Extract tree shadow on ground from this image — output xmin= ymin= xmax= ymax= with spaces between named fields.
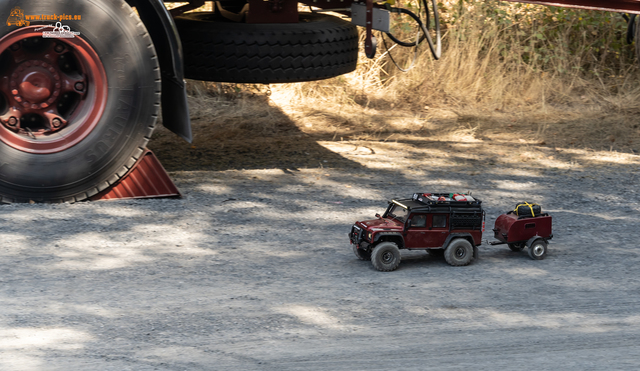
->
xmin=150 ymin=94 xmax=363 ymax=172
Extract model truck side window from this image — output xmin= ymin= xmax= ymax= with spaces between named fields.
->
xmin=432 ymin=215 xmax=447 ymax=228
xmin=411 ymin=214 xmax=427 ymax=228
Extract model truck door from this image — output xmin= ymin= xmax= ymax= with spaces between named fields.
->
xmin=405 ymin=213 xmax=450 ymax=248
xmin=405 ymin=214 xmax=429 ymax=248
xmin=426 ymin=214 xmax=450 ymax=248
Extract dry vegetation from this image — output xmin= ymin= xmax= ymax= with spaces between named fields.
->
xmin=152 ymin=1 xmax=640 ymax=172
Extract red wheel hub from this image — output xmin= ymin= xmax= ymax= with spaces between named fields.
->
xmin=15 ymin=62 xmax=58 ymax=104
xmin=0 ymin=27 xmax=107 ymax=154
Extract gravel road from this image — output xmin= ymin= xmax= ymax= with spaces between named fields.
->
xmin=2 ymin=136 xmax=640 ymax=370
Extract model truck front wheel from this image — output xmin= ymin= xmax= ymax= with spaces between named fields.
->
xmin=0 ymin=0 xmax=160 ymax=202
xmin=371 ymin=242 xmax=401 ymax=272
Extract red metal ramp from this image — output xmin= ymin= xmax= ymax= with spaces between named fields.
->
xmin=91 ymin=149 xmax=180 ymax=201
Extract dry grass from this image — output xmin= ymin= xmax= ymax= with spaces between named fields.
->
xmin=264 ymin=1 xmax=640 ymax=153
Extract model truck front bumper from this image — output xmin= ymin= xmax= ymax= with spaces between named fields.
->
xmin=350 ymin=225 xmax=363 ymax=245
xmin=350 ymin=225 xmax=373 ymax=250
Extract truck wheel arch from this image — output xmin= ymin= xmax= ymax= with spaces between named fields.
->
xmin=373 ymin=233 xmax=405 ymax=249
xmin=126 ymin=0 xmax=192 ymax=142
xmin=441 ymin=233 xmax=476 ymax=250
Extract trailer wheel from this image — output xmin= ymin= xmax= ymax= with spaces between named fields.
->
xmin=508 ymin=243 xmax=525 ymax=252
xmin=528 ymin=240 xmax=547 ymax=260
xmin=174 ymin=12 xmax=359 ymax=83
xmin=371 ymin=242 xmax=401 ymax=272
xmin=0 ymin=0 xmax=160 ymax=202
xmin=352 ymin=244 xmax=371 ymax=261
xmin=444 ymin=238 xmax=474 ymax=266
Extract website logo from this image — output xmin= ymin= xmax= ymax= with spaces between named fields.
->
xmin=6 ymin=6 xmax=82 ymax=28
xmin=6 ymin=6 xmax=30 ymax=27
xmin=42 ymin=22 xmax=80 ymax=38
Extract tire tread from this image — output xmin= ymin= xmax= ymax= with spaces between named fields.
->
xmin=175 ymin=12 xmax=358 ymax=83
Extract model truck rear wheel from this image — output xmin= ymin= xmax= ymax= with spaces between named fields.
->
xmin=371 ymin=242 xmax=401 ymax=272
xmin=444 ymin=238 xmax=474 ymax=266
xmin=0 ymin=0 xmax=160 ymax=202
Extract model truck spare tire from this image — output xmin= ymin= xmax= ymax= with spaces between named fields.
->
xmin=174 ymin=12 xmax=359 ymax=83
xmin=0 ymin=0 xmax=160 ymax=202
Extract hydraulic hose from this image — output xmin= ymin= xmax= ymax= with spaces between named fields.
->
xmin=627 ymin=14 xmax=637 ymax=45
xmin=385 ymin=0 xmax=441 ymax=60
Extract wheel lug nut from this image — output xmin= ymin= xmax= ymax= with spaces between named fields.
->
xmin=8 ymin=117 xmax=18 ymax=127
xmin=41 ymin=103 xmax=49 ymax=108
xmin=15 ymin=96 xmax=22 ymax=103
xmin=54 ymin=44 xmax=64 ymax=53
xmin=52 ymin=118 xmax=62 ymax=128
xmin=75 ymin=82 xmax=85 ymax=91
xmin=11 ymin=89 xmax=18 ymax=96
xmin=10 ymin=43 xmax=20 ymax=51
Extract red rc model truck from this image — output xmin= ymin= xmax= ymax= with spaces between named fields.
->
xmin=350 ymin=193 xmax=553 ymax=271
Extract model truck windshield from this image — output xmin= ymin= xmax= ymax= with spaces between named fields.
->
xmin=387 ymin=204 xmax=409 ymax=222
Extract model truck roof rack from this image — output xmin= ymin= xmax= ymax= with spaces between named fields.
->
xmin=391 ymin=192 xmax=482 ymax=208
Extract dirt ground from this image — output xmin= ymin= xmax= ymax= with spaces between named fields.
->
xmin=2 ymin=96 xmax=640 ymax=370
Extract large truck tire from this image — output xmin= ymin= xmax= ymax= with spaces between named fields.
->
xmin=174 ymin=12 xmax=359 ymax=83
xmin=0 ymin=0 xmax=160 ymax=202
